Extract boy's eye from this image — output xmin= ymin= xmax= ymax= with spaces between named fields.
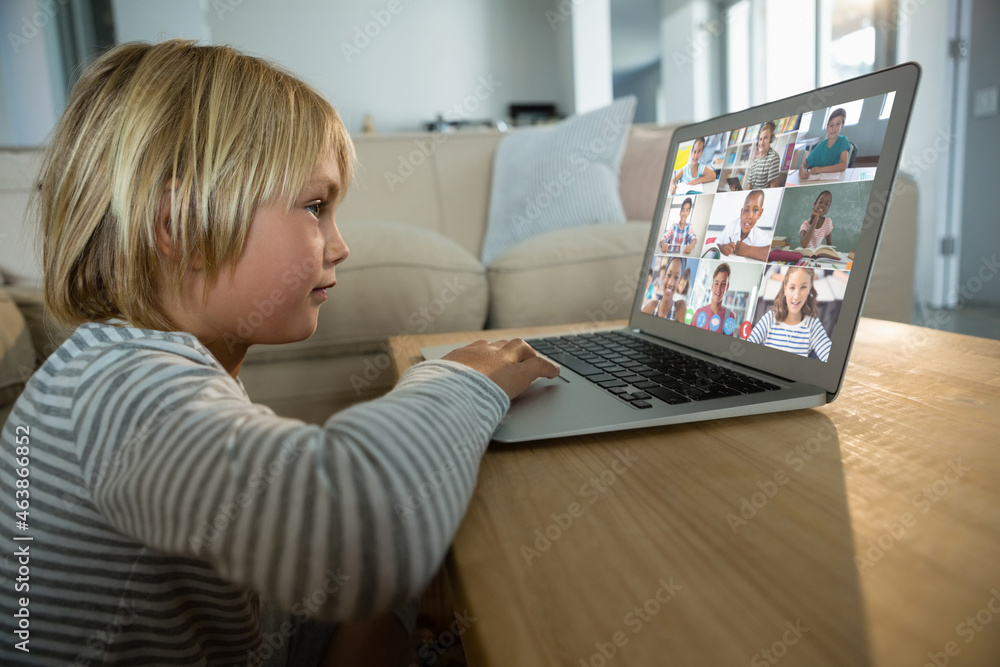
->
xmin=305 ymin=202 xmax=323 ymax=217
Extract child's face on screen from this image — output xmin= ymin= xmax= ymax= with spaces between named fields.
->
xmin=689 ymin=140 xmax=704 ymax=165
xmin=711 ymin=271 xmax=729 ymax=306
xmin=757 ymin=128 xmax=772 ymax=153
xmin=783 ymin=269 xmax=812 ymax=317
xmin=679 ymin=203 xmax=691 ymax=225
xmin=812 ymin=192 xmax=832 ymax=218
xmin=740 ymin=192 xmax=764 ymax=236
xmin=197 ymin=151 xmax=349 ymax=346
xmin=662 ymin=260 xmax=682 ymax=301
xmin=826 ymin=115 xmax=844 ymax=141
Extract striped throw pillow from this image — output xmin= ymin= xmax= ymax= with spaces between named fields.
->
xmin=480 ymin=96 xmax=637 ymax=266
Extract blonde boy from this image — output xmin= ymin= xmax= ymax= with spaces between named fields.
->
xmin=0 ymin=40 xmax=555 ymax=666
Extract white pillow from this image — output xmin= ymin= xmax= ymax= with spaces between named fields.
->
xmin=480 ymin=96 xmax=637 ymax=266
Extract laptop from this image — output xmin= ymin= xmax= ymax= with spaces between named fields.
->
xmin=422 ymin=63 xmax=920 ymax=443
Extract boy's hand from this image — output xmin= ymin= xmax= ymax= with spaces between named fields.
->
xmin=442 ymin=339 xmax=560 ymax=401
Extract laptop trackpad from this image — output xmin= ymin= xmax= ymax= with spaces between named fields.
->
xmin=513 ymin=374 xmax=569 ymax=401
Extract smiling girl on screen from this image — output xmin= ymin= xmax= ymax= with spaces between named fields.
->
xmin=670 ymin=136 xmax=717 ymax=195
xmin=748 ymin=267 xmax=832 ymax=361
xmin=799 ymin=189 xmax=835 ymax=249
xmin=641 ymin=256 xmax=686 ymax=323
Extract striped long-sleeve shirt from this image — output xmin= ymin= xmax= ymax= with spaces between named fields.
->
xmin=747 ymin=311 xmax=832 ymax=361
xmin=0 ymin=321 xmax=508 ymax=665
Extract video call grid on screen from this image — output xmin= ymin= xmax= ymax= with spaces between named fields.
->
xmin=639 ymin=90 xmax=895 ymax=364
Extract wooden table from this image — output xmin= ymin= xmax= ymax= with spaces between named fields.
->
xmin=390 ymin=319 xmax=1000 ymax=667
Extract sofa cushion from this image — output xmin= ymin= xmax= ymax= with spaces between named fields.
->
xmin=619 ymin=125 xmax=676 ymax=224
xmin=245 ymin=221 xmax=488 ymax=364
xmin=487 ymin=221 xmax=653 ymax=329
xmin=479 ymin=96 xmax=638 ymax=266
xmin=0 ymin=286 xmax=37 ymax=410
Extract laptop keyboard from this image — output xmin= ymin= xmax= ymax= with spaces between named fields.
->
xmin=526 ymin=331 xmax=780 ymax=409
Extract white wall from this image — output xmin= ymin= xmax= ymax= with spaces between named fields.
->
xmin=568 ymin=0 xmax=613 ymax=113
xmin=0 ymin=0 xmax=63 ymax=146
xmin=111 ymin=0 xmax=209 ymax=43
xmin=957 ymin=0 xmax=1000 ymax=306
xmin=659 ymin=0 xmax=715 ymax=124
xmin=0 ymin=55 xmax=12 ymax=145
xmin=110 ymin=0 xmax=580 ymax=133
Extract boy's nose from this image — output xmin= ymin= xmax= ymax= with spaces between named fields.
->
xmin=326 ymin=223 xmax=349 ymax=267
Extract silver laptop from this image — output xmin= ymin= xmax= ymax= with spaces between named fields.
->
xmin=423 ymin=63 xmax=920 ymax=443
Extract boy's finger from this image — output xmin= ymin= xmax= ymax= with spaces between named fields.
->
xmin=524 ymin=356 xmax=560 ymax=379
xmin=499 ymin=338 xmax=531 ymax=358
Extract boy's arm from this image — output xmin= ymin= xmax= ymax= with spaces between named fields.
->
xmin=84 ymin=348 xmax=508 ymax=625
xmin=684 ymin=230 xmax=698 ymax=254
xmin=734 ymin=241 xmax=770 ymax=261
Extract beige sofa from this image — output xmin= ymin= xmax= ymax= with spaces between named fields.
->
xmin=0 ymin=126 xmax=917 ymax=425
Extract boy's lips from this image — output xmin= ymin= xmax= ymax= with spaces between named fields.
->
xmin=311 ymin=280 xmax=336 ymax=299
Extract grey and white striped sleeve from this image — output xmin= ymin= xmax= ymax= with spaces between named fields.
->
xmin=80 ymin=347 xmax=508 ymax=623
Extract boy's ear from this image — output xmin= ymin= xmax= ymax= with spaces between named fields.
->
xmin=155 ymin=182 xmax=203 ymax=269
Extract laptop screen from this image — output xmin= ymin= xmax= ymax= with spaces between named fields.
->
xmin=640 ymin=90 xmax=897 ymax=365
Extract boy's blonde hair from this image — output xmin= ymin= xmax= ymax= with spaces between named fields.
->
xmin=34 ymin=39 xmax=354 ymax=330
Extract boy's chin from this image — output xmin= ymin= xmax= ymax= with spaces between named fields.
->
xmin=254 ymin=319 xmax=320 ymax=346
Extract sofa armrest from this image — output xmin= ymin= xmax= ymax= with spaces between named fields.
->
xmin=1 ymin=287 xmax=39 ymax=411
xmin=3 ymin=286 xmax=72 ymax=360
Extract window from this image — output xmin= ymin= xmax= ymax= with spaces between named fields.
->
xmin=819 ymin=0 xmax=877 ymax=86
xmin=823 ymin=99 xmax=864 ymax=126
xmin=722 ymin=0 xmax=895 ymax=112
xmin=726 ymin=0 xmax=751 ymax=113
xmin=764 ymin=0 xmax=816 ymax=104
xmin=879 ymin=91 xmax=895 ymax=120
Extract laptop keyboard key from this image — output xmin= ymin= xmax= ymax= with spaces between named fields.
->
xmin=646 ymin=386 xmax=690 ymax=405
xmin=545 ymin=352 xmax=605 ymax=377
xmin=699 ymin=386 xmax=742 ymax=400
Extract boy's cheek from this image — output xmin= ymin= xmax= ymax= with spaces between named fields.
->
xmin=281 ymin=269 xmax=300 ymax=287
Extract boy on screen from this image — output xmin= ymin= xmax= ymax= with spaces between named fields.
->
xmin=718 ymin=190 xmax=771 ymax=262
xmin=693 ymin=263 xmax=736 ymax=333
